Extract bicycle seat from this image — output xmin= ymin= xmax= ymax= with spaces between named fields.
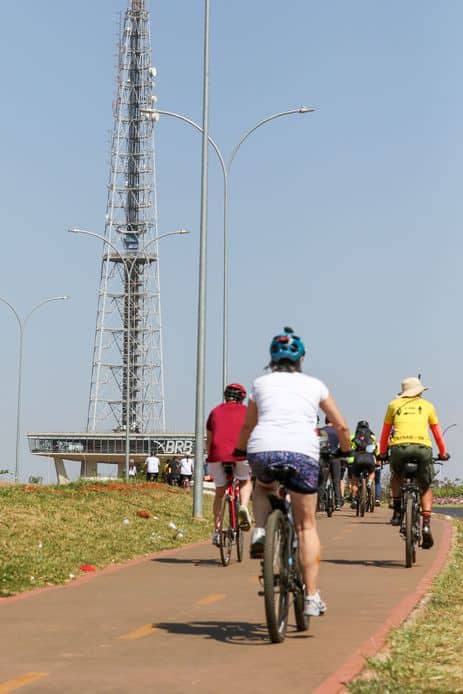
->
xmin=267 ymin=463 xmax=294 ymax=484
xmin=403 ymin=460 xmax=419 ymax=475
xmin=222 ymin=463 xmax=235 ymax=477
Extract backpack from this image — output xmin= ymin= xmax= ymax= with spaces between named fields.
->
xmin=353 ymin=423 xmax=375 ymax=452
xmin=318 ymin=429 xmax=331 ymax=458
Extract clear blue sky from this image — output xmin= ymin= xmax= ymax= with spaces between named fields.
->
xmin=0 ymin=0 xmax=461 ymax=482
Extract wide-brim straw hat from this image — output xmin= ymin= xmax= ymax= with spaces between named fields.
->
xmin=398 ymin=376 xmax=428 ymax=398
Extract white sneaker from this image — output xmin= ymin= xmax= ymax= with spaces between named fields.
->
xmin=211 ymin=531 xmax=221 ymax=547
xmin=304 ymin=591 xmax=327 ymax=617
xmin=238 ymin=505 xmax=251 ymax=531
xmin=250 ymin=527 xmax=265 ymax=558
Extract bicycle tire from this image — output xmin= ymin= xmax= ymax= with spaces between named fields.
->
xmin=367 ymin=483 xmax=375 ymax=513
xmin=405 ymin=494 xmax=413 ymax=568
xmin=412 ymin=495 xmax=419 ymax=564
xmin=359 ymin=478 xmax=366 ymax=517
xmin=326 ymin=482 xmax=334 ymax=518
xmin=235 ymin=496 xmax=244 ymax=563
xmin=263 ymin=509 xmax=289 ymax=643
xmin=219 ymin=494 xmax=233 ymax=567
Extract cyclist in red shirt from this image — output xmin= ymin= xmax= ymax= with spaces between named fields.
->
xmin=206 ymin=384 xmax=252 ymax=546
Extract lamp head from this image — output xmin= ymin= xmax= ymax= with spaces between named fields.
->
xmin=298 ymin=107 xmax=316 ymax=113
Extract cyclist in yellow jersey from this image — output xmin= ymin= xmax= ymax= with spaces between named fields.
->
xmin=379 ymin=376 xmax=450 ymax=549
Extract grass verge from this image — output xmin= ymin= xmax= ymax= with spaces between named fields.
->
xmin=348 ymin=518 xmax=463 ymax=693
xmin=0 ymin=481 xmax=213 ymax=597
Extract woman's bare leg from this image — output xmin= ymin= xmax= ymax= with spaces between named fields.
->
xmin=291 ymin=492 xmax=320 ymax=595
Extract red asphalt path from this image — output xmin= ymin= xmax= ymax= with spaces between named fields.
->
xmin=0 ymin=508 xmax=453 ymax=693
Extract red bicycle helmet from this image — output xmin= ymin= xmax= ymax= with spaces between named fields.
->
xmin=224 ymin=383 xmax=247 ymax=401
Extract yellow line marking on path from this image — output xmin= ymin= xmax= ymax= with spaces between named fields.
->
xmin=118 ymin=624 xmax=158 ymax=640
xmin=195 ymin=593 xmax=226 ymax=606
xmin=0 ymin=672 xmax=47 ymax=693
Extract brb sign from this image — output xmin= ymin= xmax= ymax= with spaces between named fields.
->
xmin=150 ymin=437 xmax=199 ymax=456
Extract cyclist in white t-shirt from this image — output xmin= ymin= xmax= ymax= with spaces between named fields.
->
xmin=235 ymin=327 xmax=351 ymax=617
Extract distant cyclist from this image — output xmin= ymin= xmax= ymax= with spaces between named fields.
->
xmin=348 ymin=421 xmax=377 ymax=509
xmin=379 ymin=376 xmax=450 ymax=548
xmin=206 ymin=384 xmax=252 ymax=546
xmin=234 ymin=327 xmax=350 ymax=617
xmin=318 ymin=417 xmax=343 ymax=510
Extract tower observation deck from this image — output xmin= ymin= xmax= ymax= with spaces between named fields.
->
xmin=28 ymin=0 xmax=196 ymax=482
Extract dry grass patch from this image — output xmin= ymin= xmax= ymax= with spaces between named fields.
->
xmin=0 ymin=481 xmax=213 ymax=597
xmin=348 ymin=519 xmax=463 ymax=693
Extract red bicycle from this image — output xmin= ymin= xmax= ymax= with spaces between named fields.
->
xmin=217 ymin=463 xmax=244 ymax=567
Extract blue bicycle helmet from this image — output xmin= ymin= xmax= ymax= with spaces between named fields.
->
xmin=269 ymin=327 xmax=306 ymax=363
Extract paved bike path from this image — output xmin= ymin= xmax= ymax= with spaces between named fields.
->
xmin=0 ymin=509 xmax=452 ymax=693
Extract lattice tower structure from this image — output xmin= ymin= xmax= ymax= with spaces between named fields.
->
xmin=88 ymin=0 xmax=165 ymax=434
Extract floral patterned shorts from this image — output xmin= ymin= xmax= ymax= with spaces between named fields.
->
xmin=247 ymin=450 xmax=319 ymax=495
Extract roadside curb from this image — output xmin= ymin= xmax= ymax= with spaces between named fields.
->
xmin=313 ymin=517 xmax=454 ymax=694
xmin=0 ymin=538 xmax=209 ymax=605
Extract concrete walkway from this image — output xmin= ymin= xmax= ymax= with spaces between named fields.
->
xmin=0 ymin=508 xmax=452 ymax=693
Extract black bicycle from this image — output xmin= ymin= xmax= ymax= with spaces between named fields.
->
xmin=350 ymin=451 xmax=376 ymax=517
xmin=317 ymin=458 xmax=335 ymax=517
xmin=356 ymin=467 xmax=375 ymax=516
xmin=396 ymin=456 xmax=443 ymax=568
xmin=259 ymin=465 xmax=309 ymax=643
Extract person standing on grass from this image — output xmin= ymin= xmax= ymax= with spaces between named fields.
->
xmin=179 ymin=454 xmax=194 ymax=487
xmin=145 ymin=453 xmax=160 ymax=482
xmin=128 ymin=460 xmax=137 ymax=480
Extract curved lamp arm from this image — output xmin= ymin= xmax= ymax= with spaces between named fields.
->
xmin=228 ymin=107 xmax=315 ymax=168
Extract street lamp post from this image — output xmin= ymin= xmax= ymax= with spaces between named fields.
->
xmin=0 ymin=295 xmax=69 ymax=483
xmin=142 ymin=106 xmax=315 ymax=391
xmin=68 ymin=227 xmax=189 ymax=481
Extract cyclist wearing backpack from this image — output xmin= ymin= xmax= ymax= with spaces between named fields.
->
xmin=348 ymin=420 xmax=377 ymax=509
xmin=378 ymin=376 xmax=450 ymax=548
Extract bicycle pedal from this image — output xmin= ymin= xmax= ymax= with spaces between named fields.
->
xmin=257 ymin=590 xmax=264 ymax=596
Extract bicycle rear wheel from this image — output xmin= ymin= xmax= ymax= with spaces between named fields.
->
xmin=234 ymin=497 xmax=244 ymax=562
xmin=219 ymin=495 xmax=233 ymax=567
xmin=405 ymin=494 xmax=414 ymax=568
xmin=359 ymin=478 xmax=366 ymax=517
xmin=367 ymin=482 xmax=375 ymax=513
xmin=326 ymin=482 xmax=334 ymax=518
xmin=263 ymin=509 xmax=289 ymax=643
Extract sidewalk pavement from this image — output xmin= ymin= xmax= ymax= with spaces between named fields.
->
xmin=0 ymin=508 xmax=452 ymax=694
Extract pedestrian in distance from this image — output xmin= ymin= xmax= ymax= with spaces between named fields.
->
xmin=378 ymin=376 xmax=450 ymax=549
xmin=145 ymin=453 xmax=160 ymax=482
xmin=179 ymin=454 xmax=194 ymax=488
xmin=235 ymin=327 xmax=351 ymax=617
xmin=166 ymin=457 xmax=181 ymax=486
xmin=206 ymin=383 xmax=252 ymax=546
xmin=128 ymin=459 xmax=137 ymax=481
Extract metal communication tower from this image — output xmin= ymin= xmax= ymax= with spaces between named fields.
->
xmin=87 ymin=0 xmax=165 ymax=434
